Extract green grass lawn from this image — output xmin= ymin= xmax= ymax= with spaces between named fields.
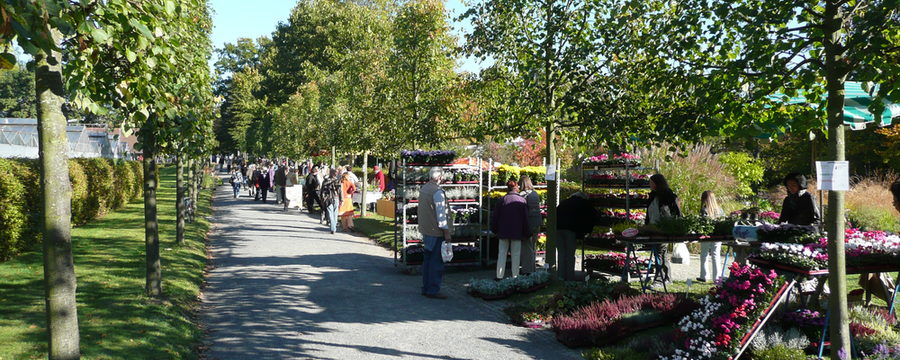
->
xmin=0 ymin=167 xmax=213 ymax=360
xmin=354 ymin=214 xmax=398 ymax=250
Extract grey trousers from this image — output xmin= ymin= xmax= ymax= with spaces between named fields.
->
xmin=520 ymin=227 xmax=540 ymax=274
xmin=557 ymin=230 xmax=577 ymax=281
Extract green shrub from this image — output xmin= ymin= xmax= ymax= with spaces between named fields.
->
xmin=75 ymin=158 xmax=115 ymax=221
xmin=751 ymin=345 xmax=808 ymax=360
xmin=69 ymin=160 xmax=90 ymax=225
xmin=112 ymin=161 xmax=135 ymax=209
xmin=0 ymin=159 xmax=37 ymax=260
xmin=128 ymin=160 xmax=143 ymax=200
xmin=583 ymin=347 xmax=648 ymax=360
xmin=719 ymin=152 xmax=765 ymax=197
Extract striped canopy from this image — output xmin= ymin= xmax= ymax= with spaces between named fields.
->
xmin=774 ymin=81 xmax=900 ymax=130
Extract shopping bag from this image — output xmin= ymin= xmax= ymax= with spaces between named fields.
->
xmin=672 ymin=243 xmax=690 ymax=265
xmin=441 ymin=242 xmax=454 ymax=263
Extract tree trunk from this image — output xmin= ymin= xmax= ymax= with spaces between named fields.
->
xmin=142 ymin=126 xmax=162 ymax=298
xmin=823 ymin=1 xmax=851 ymax=357
xmin=545 ymin=122 xmax=558 ymax=270
xmin=192 ymin=161 xmax=200 ymax=206
xmin=35 ymin=31 xmax=81 ymax=360
xmin=362 ymin=152 xmax=369 ymax=217
xmin=176 ymin=154 xmax=185 ymax=244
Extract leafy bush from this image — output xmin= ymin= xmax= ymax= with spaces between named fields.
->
xmin=68 ymin=160 xmax=90 ymax=225
xmin=76 ymin=158 xmax=116 ymax=220
xmin=128 ymin=160 xmax=144 ymax=199
xmin=112 ymin=161 xmax=136 ymax=209
xmin=719 ymin=152 xmax=765 ymax=197
xmin=583 ymin=347 xmax=648 ymax=360
xmin=0 ymin=159 xmax=38 ymax=260
xmin=751 ymin=345 xmax=808 ymax=360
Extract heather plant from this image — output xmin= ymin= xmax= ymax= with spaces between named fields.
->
xmin=639 ymin=144 xmax=740 ymax=215
xmin=750 ymin=345 xmax=809 ymax=360
xmin=749 ymin=326 xmax=809 ymax=352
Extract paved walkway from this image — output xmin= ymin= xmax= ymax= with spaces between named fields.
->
xmin=201 ymin=184 xmax=582 ymax=360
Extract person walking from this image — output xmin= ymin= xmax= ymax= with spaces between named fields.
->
xmin=492 ymin=181 xmax=531 ymax=280
xmin=229 ymin=170 xmax=243 ymax=198
xmin=305 ymin=166 xmax=322 ymax=212
xmin=697 ymin=190 xmax=725 ymax=283
xmin=252 ymin=165 xmax=262 ymax=201
xmin=345 ymin=165 xmax=360 ymax=187
xmin=419 ymin=167 xmax=452 ymax=299
xmin=519 ymin=175 xmax=542 ymax=275
xmin=321 ymin=169 xmax=342 ymax=234
xmin=556 ymin=192 xmax=599 ymax=281
xmin=274 ymin=163 xmax=288 ymax=208
xmin=778 ymin=173 xmax=820 ymax=225
xmin=247 ymin=163 xmax=257 ymax=198
xmin=646 ymin=173 xmax=681 ymax=284
xmin=339 ymin=172 xmax=357 ymax=231
xmin=257 ymin=166 xmax=271 ymax=203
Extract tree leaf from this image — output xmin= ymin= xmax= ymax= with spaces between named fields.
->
xmin=90 ymin=28 xmax=110 ymax=44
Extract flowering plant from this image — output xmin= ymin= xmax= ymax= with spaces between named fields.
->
xmin=583 ymin=153 xmax=641 ymax=166
xmin=753 ymin=228 xmax=900 ymax=270
xmin=662 ymin=263 xmax=783 ymax=360
xmin=401 ymin=150 xmax=456 ymax=165
xmin=757 ymin=211 xmax=780 ymax=221
xmin=757 ymin=223 xmax=820 ymax=244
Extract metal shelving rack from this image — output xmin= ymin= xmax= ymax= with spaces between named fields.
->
xmin=580 ymin=161 xmax=656 ymax=278
xmin=393 ymin=157 xmax=484 ymax=268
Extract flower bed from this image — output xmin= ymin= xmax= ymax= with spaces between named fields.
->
xmin=468 ymin=271 xmax=551 ymax=300
xmin=661 ymin=263 xmax=784 ymax=360
xmin=751 ymin=228 xmax=900 ymax=271
xmin=553 ymin=293 xmax=699 ymax=347
xmin=757 ymin=223 xmax=820 ymax=244
xmin=583 ymin=252 xmax=650 ymax=274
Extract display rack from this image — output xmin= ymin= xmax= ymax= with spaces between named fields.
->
xmin=580 ymin=161 xmax=655 ymax=279
xmin=394 ymin=157 xmax=484 ymax=268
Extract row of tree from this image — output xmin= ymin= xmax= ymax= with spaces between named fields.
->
xmin=214 ymin=0 xmax=897 ymax=357
xmin=2 ymin=1 xmax=216 ymax=358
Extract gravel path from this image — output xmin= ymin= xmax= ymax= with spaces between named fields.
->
xmin=201 ymin=184 xmax=582 ymax=360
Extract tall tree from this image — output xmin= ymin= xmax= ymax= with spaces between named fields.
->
xmin=648 ymin=0 xmax=900 ymax=356
xmin=0 ymin=63 xmax=36 ymax=118
xmin=1 ymin=2 xmax=81 ymax=358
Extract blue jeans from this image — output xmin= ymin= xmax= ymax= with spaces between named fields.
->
xmin=327 ymin=202 xmax=338 ymax=233
xmin=232 ymin=183 xmax=241 ymax=197
xmin=422 ymin=235 xmax=444 ymax=295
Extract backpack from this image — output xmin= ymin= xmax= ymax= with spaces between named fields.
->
xmin=321 ymin=179 xmax=340 ymax=207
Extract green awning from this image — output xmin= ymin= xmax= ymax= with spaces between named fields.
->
xmin=773 ymin=81 xmax=900 ymax=130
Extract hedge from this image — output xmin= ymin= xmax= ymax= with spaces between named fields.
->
xmin=0 ymin=158 xmax=144 ymax=260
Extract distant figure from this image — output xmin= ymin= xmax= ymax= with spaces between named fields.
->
xmin=492 ymin=181 xmax=530 ymax=280
xmin=256 ymin=166 xmax=271 ymax=203
xmin=519 ymin=175 xmax=542 ymax=275
xmin=697 ymin=190 xmax=724 ymax=283
xmin=373 ymin=165 xmax=386 ymax=192
xmin=229 ymin=170 xmax=243 ymax=198
xmin=778 ymin=173 xmax=820 ymax=225
xmin=556 ymin=192 xmax=599 ymax=281
xmin=339 ymin=172 xmax=357 ymax=231
xmin=274 ymin=163 xmax=288 ymax=208
xmin=305 ymin=166 xmax=322 ymax=213
xmin=321 ymin=169 xmax=342 ymax=234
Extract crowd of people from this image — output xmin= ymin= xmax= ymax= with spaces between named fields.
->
xmin=226 ymin=159 xmax=387 ymax=235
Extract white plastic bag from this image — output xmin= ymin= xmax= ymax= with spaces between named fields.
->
xmin=671 ymin=243 xmax=691 ymax=265
xmin=441 ymin=242 xmax=454 ymax=263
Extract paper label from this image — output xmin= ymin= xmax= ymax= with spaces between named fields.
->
xmin=816 ymin=161 xmax=849 ymax=191
xmin=545 ymin=165 xmax=556 ymax=181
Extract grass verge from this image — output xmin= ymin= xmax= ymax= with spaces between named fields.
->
xmin=354 ymin=214 xmax=398 ymax=251
xmin=0 ymin=166 xmax=213 ymax=360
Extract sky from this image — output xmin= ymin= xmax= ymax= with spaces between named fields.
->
xmin=209 ymin=0 xmax=489 ymax=74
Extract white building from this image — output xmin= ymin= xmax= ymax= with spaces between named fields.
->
xmin=0 ymin=118 xmax=135 ymax=159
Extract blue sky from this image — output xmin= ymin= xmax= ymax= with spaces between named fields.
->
xmin=209 ymin=0 xmax=488 ymax=74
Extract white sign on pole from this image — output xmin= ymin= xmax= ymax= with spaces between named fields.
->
xmin=815 ymin=161 xmax=850 ymax=191
xmin=545 ymin=164 xmax=556 ymax=181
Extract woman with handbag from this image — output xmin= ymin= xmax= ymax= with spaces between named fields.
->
xmin=646 ymin=174 xmax=681 ymax=284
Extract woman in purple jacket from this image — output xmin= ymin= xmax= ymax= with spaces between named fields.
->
xmin=492 ymin=180 xmax=532 ymax=280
